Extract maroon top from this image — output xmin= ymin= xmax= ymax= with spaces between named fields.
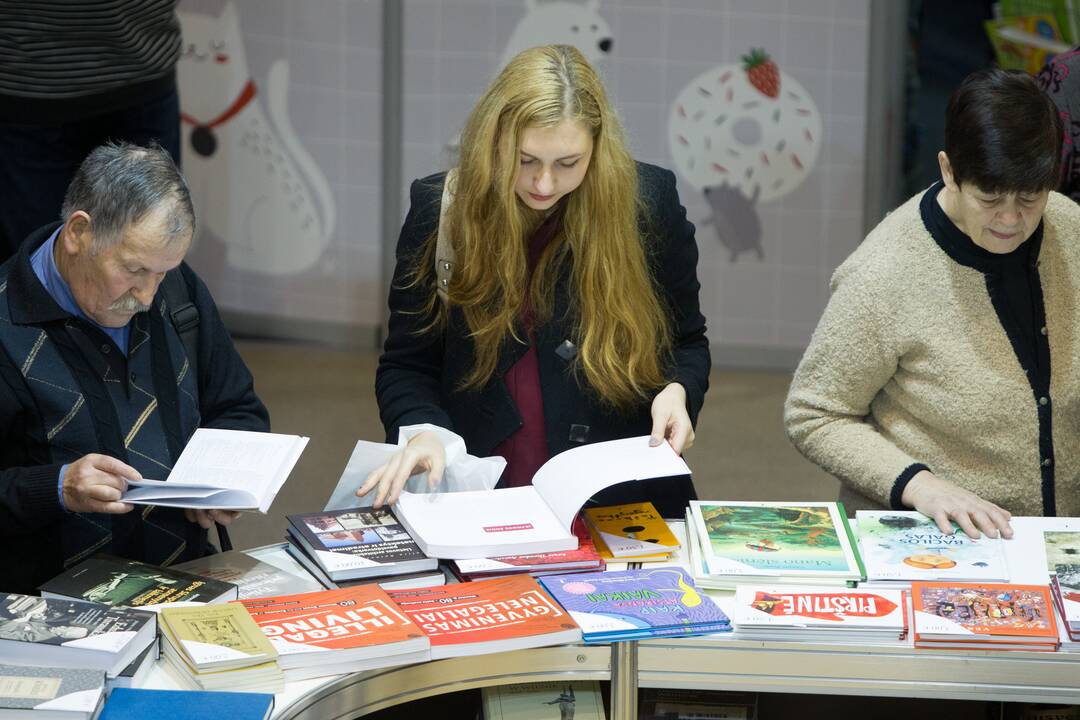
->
xmin=492 ymin=206 xmax=564 ymax=487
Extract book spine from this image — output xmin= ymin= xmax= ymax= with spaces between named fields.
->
xmin=835 ymin=503 xmax=866 ymax=581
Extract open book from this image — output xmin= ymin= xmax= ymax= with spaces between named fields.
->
xmin=392 ymin=436 xmax=691 ymax=559
xmin=121 ymin=429 xmax=308 ymax=513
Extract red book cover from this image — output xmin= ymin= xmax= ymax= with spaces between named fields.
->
xmin=911 ymin=582 xmax=1058 ymax=645
xmin=387 ymin=575 xmax=580 ymax=658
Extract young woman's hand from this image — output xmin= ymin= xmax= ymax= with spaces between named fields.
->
xmin=649 ymin=382 xmax=695 ymax=455
xmin=356 ymin=430 xmax=446 ymax=507
xmin=901 ymin=469 xmax=1013 ymax=539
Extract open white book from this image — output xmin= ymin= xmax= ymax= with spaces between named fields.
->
xmin=392 ymin=436 xmax=691 ymax=559
xmin=121 ymin=428 xmax=308 ymax=512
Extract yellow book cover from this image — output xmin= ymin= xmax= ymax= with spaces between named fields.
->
xmin=583 ymin=502 xmax=680 ymax=560
xmin=159 ymin=603 xmax=278 ymax=672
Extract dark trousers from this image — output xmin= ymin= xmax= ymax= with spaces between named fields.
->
xmin=0 ymin=89 xmax=181 ymax=261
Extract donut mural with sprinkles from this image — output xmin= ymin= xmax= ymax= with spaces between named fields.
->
xmin=668 ymin=48 xmax=823 ymax=261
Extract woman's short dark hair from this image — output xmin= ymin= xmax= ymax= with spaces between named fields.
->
xmin=944 ymin=68 xmax=1063 ymax=194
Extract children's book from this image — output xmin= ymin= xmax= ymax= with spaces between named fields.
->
xmin=239 ymin=586 xmax=430 ymax=680
xmin=583 ymin=502 xmax=680 ymax=561
xmin=172 ymin=550 xmax=323 ymax=599
xmin=540 ymin=567 xmax=731 ymax=643
xmin=482 ymin=681 xmax=605 ymax=720
xmin=393 ymin=436 xmax=690 ymax=558
xmin=386 ymin=575 xmax=580 ymax=659
xmin=39 ymin=554 xmax=238 ymax=607
xmin=728 ymin=585 xmax=908 ymax=643
xmin=0 ymin=664 xmax=105 ymax=720
xmin=285 ymin=507 xmax=436 ymax=581
xmin=687 ymin=501 xmax=863 ymax=585
xmin=911 ymin=582 xmax=1058 ymax=649
xmin=98 ymin=688 xmax=274 ymax=720
xmin=1045 ymin=530 xmax=1080 ymax=634
xmin=855 ymin=511 xmax=1009 ymax=582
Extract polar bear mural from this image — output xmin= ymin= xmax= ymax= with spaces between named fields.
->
xmin=177 ymin=2 xmax=335 ymax=276
xmin=499 ymin=0 xmax=613 ymax=68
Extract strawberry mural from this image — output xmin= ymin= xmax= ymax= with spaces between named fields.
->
xmin=742 ymin=48 xmax=780 ymax=99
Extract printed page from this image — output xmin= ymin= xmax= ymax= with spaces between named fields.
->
xmin=532 ymin=437 xmax=691 ymax=531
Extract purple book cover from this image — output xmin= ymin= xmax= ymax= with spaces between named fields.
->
xmin=540 ymin=568 xmax=730 ymax=638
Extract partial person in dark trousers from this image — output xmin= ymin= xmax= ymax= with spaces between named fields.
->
xmin=0 ymin=0 xmax=182 ymax=262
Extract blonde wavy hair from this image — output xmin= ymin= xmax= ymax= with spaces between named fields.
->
xmin=410 ymin=44 xmax=672 ymax=410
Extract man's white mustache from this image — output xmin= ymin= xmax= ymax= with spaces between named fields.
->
xmin=108 ymin=294 xmax=151 ymax=313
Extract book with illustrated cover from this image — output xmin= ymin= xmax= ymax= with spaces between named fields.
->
xmin=728 ymin=586 xmax=908 ymax=643
xmin=387 ymin=575 xmax=580 ymax=659
xmin=172 ymin=550 xmax=323 ymax=599
xmin=0 ymin=664 xmax=105 ymax=720
xmin=1045 ymin=530 xmax=1080 ymax=634
xmin=911 ymin=582 xmax=1058 ymax=649
xmin=286 ymin=507 xmax=437 ymax=582
xmin=240 ymin=586 xmax=430 ymax=680
xmin=0 ymin=593 xmax=157 ymax=678
xmin=158 ymin=603 xmax=277 ymax=672
xmin=98 ymin=688 xmax=274 ymax=720
xmin=39 ymin=554 xmax=238 ymax=607
xmin=583 ymin=502 xmax=680 ymax=561
xmin=856 ymin=511 xmax=1009 ymax=582
xmin=540 ymin=567 xmax=731 ymax=643
xmin=482 ymin=681 xmax=605 ymax=720
xmin=687 ymin=501 xmax=863 ymax=585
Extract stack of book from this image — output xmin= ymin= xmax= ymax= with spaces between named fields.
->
xmin=450 ymin=519 xmax=604 ymax=581
xmin=173 ymin=550 xmax=323 ymax=599
xmin=108 ymin=642 xmax=159 ymax=691
xmin=727 ymin=585 xmax=909 ymax=644
xmin=387 ymin=575 xmax=581 ymax=658
xmin=685 ymin=501 xmax=864 ymax=589
xmin=240 ymin=586 xmax=430 ymax=680
xmin=39 ymin=554 xmax=238 ymax=607
xmin=540 ymin=567 xmax=731 ymax=643
xmin=910 ymin=581 xmax=1059 ymax=651
xmin=855 ymin=511 xmax=1009 ymax=584
xmin=98 ymin=688 xmax=274 ymax=720
xmin=0 ymin=663 xmax=105 ymax=720
xmin=285 ymin=508 xmax=443 ymax=589
xmin=583 ymin=502 xmax=681 ymax=562
xmin=158 ymin=604 xmax=283 ymax=692
xmin=0 ymin=593 xmax=157 ymax=678
xmin=1045 ymin=529 xmax=1080 ymax=648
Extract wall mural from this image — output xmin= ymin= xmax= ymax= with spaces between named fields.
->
xmin=177 ymin=1 xmax=336 ymax=276
xmin=499 ymin=0 xmax=613 ymax=67
xmin=668 ymin=49 xmax=822 ymax=262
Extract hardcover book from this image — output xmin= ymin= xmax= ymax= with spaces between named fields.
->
xmin=687 ymin=501 xmax=863 ymax=584
xmin=387 ymin=575 xmax=581 ymax=659
xmin=583 ymin=502 xmax=680 ymax=561
xmin=172 ymin=550 xmax=323 ymax=599
xmin=286 ymin=507 xmax=437 ymax=581
xmin=540 ymin=567 xmax=731 ymax=643
xmin=39 ymin=554 xmax=238 ymax=607
xmin=856 ymin=511 xmax=1008 ymax=582
xmin=0 ymin=664 xmax=105 ymax=720
xmin=98 ymin=688 xmax=274 ymax=720
xmin=240 ymin=586 xmax=430 ymax=680
xmin=911 ymin=582 xmax=1059 ymax=648
xmin=0 ymin=593 xmax=156 ymax=678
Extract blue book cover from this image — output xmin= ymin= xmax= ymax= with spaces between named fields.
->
xmin=540 ymin=568 xmax=730 ymax=643
xmin=99 ymin=688 xmax=273 ymax=720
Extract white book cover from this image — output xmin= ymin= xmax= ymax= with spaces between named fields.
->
xmin=731 ymin=585 xmax=906 ymax=630
xmin=123 ymin=428 xmax=308 ymax=512
xmin=1003 ymin=516 xmax=1080 ymax=585
xmin=913 ymin=609 xmax=977 ymax=637
xmin=34 ymin=688 xmax=102 ymax=713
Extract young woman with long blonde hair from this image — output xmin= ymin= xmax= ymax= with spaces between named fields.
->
xmin=359 ymin=45 xmax=709 ymax=517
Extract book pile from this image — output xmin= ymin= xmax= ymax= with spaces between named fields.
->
xmin=240 ymin=586 xmax=430 ymax=680
xmin=158 ymin=603 xmax=283 ymax=692
xmin=450 ymin=518 xmax=604 ymax=582
xmin=285 ymin=508 xmax=443 ymax=590
xmin=0 ymin=663 xmax=105 ymax=720
xmin=1045 ymin=529 xmax=1080 ymax=649
xmin=108 ymin=642 xmax=159 ymax=691
xmin=911 ymin=582 xmax=1059 ymax=651
xmin=583 ymin=502 xmax=681 ymax=562
xmin=0 ymin=593 xmax=157 ymax=678
xmin=685 ymin=501 xmax=864 ymax=589
xmin=855 ymin=511 xmax=1009 ymax=584
xmin=39 ymin=554 xmax=238 ymax=607
xmin=98 ymin=688 xmax=274 ymax=720
xmin=540 ymin=567 xmax=731 ymax=643
xmin=173 ymin=550 xmax=323 ymax=599
xmin=387 ymin=575 xmax=581 ymax=658
xmin=727 ymin=585 xmax=909 ymax=645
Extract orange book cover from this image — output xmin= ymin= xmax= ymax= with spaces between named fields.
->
xmin=239 ymin=585 xmax=426 ymax=653
xmin=911 ymin=582 xmax=1058 ymax=643
xmin=387 ymin=575 xmax=579 ymax=655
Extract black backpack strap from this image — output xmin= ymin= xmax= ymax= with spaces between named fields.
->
xmin=158 ymin=269 xmax=232 ymax=553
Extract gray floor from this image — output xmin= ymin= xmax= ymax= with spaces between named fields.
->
xmin=226 ymin=339 xmax=837 ymax=551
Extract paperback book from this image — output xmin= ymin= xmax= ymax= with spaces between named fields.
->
xmin=39 ymin=554 xmax=237 ymax=607
xmin=284 ymin=542 xmax=446 ymax=591
xmin=240 ymin=586 xmax=430 ymax=680
xmin=540 ymin=567 xmax=731 ymax=643
xmin=583 ymin=502 xmax=680 ymax=561
xmin=172 ymin=550 xmax=323 ymax=599
xmin=286 ymin=507 xmax=437 ymax=582
xmin=0 ymin=593 xmax=156 ymax=678
xmin=911 ymin=582 xmax=1058 ymax=650
xmin=387 ymin=575 xmax=580 ymax=659
xmin=98 ymin=688 xmax=274 ymax=720
xmin=451 ymin=519 xmax=603 ymax=580
xmin=728 ymin=585 xmax=908 ymax=643
xmin=1045 ymin=530 xmax=1080 ymax=636
xmin=0 ymin=664 xmax=105 ymax=720
xmin=106 ymin=642 xmax=158 ymax=691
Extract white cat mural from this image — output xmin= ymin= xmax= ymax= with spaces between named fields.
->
xmin=499 ymin=0 xmax=613 ymax=68
xmin=177 ymin=2 xmax=335 ymax=276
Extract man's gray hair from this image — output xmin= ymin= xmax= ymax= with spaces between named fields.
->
xmin=60 ymin=142 xmax=195 ymax=252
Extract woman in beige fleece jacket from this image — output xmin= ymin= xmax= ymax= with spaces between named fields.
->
xmin=786 ymin=69 xmax=1079 ymax=539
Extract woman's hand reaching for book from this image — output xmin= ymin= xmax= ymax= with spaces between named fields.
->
xmin=649 ymin=383 xmax=695 ymax=454
xmin=357 ymin=430 xmax=446 ymax=507
xmin=901 ymin=469 xmax=1013 ymax=540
